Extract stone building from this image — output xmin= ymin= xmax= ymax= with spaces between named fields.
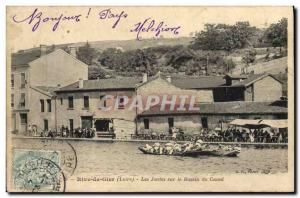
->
xmin=54 ymin=74 xmax=214 ymax=138
xmin=10 ymin=45 xmax=88 ymax=134
xmin=55 ymin=77 xmax=139 ymax=139
xmin=54 ymin=73 xmax=286 ymax=139
xmin=137 ymin=100 xmax=288 ymax=135
xmin=213 ymin=74 xmax=283 ymax=102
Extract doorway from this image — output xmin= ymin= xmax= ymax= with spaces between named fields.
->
xmin=81 ymin=116 xmax=93 ymax=129
xmin=44 ymin=119 xmax=48 ymax=131
xmin=20 ymin=113 xmax=27 ymax=133
xmin=201 ymin=117 xmax=208 ymax=129
xmin=168 ymin=117 xmax=174 ymax=129
xmin=94 ymin=119 xmax=110 ymax=132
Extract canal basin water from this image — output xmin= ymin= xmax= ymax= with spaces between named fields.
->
xmin=12 ymin=138 xmax=288 ymax=176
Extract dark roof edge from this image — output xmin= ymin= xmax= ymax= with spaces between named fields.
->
xmin=138 ymin=111 xmax=287 ymax=117
xmin=30 ymin=86 xmax=54 ymax=97
xmin=55 ymin=87 xmax=136 ymax=93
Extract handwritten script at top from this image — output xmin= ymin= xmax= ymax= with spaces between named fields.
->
xmin=130 ymin=18 xmax=181 ymax=40
xmin=12 ymin=8 xmax=81 ymax=32
xmin=11 ymin=8 xmax=181 ymax=40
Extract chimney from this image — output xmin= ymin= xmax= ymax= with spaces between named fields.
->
xmin=166 ymin=75 xmax=171 ymax=83
xmin=51 ymin=44 xmax=57 ymax=51
xmin=69 ymin=46 xmax=77 ymax=57
xmin=142 ymin=73 xmax=148 ymax=83
xmin=78 ymin=78 xmax=83 ymax=88
xmin=40 ymin=45 xmax=47 ymax=56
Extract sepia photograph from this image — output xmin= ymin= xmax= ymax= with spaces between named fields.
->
xmin=5 ymin=6 xmax=294 ymax=193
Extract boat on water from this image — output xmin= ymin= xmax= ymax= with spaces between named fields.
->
xmin=138 ymin=142 xmax=241 ymax=157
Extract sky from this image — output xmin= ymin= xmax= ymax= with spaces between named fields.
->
xmin=6 ymin=6 xmax=293 ymax=51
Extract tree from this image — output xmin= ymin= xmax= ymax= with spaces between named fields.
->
xmin=190 ymin=22 xmax=255 ymax=53
xmin=224 ymin=58 xmax=236 ymax=72
xmin=165 ymin=46 xmax=194 ymax=69
xmin=98 ymin=48 xmax=158 ymax=75
xmin=242 ymin=48 xmax=257 ymax=65
xmin=98 ymin=48 xmax=122 ymax=69
xmin=77 ymin=42 xmax=96 ymax=65
xmin=263 ymin=18 xmax=287 ymax=48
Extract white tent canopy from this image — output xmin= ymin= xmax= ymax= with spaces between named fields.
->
xmin=229 ymin=119 xmax=288 ymax=129
xmin=260 ymin=120 xmax=288 ymax=129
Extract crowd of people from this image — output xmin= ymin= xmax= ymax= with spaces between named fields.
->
xmin=135 ymin=127 xmax=288 ymax=143
xmin=198 ymin=127 xmax=288 ymax=143
xmin=26 ymin=124 xmax=287 ymax=143
xmin=36 ymin=126 xmax=96 ymax=138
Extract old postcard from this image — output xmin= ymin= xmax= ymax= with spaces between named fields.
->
xmin=6 ymin=6 xmax=294 ymax=192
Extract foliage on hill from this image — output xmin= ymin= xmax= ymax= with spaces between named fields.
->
xmin=76 ymin=42 xmax=96 ymax=65
xmin=263 ymin=18 xmax=287 ymax=48
xmin=190 ymin=22 xmax=257 ymax=52
xmin=73 ymin=18 xmax=288 ymax=79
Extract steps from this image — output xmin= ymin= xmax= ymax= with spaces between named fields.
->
xmin=96 ymin=132 xmax=116 ymax=139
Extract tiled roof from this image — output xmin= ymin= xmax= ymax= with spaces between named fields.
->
xmin=12 ymin=48 xmax=54 ymax=66
xmin=230 ymin=74 xmax=282 ymax=87
xmin=56 ymin=77 xmax=143 ymax=92
xmin=57 ymin=75 xmax=227 ymax=92
xmin=31 ymin=86 xmax=58 ymax=97
xmin=139 ymin=101 xmax=287 ymax=116
xmin=171 ymin=76 xmax=226 ymax=89
xmin=57 ymin=73 xmax=281 ymax=92
xmin=224 ymin=74 xmax=248 ymax=79
xmin=198 ymin=101 xmax=287 ymax=114
xmin=11 ymin=44 xmax=70 ymax=66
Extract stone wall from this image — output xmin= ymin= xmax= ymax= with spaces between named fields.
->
xmin=55 ymin=90 xmax=137 ymax=138
xmin=29 ymin=49 xmax=88 ymax=87
xmin=28 ymin=88 xmax=55 ymax=132
xmin=253 ymin=76 xmax=282 ymax=101
xmin=137 ymin=113 xmax=283 ymax=135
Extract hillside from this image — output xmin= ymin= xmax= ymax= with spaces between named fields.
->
xmin=71 ymin=37 xmax=193 ymax=52
xmin=231 ymin=57 xmax=287 ymax=75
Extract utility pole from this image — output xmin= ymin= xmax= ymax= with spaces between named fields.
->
xmin=206 ymin=54 xmax=209 ymax=76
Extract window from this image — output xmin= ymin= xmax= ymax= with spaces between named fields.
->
xmin=12 ymin=113 xmax=16 ymax=131
xmin=11 ymin=74 xmax=14 ymax=88
xmin=20 ymin=93 xmax=25 ymax=108
xmin=83 ymin=96 xmax=89 ymax=108
xmin=40 ymin=99 xmax=44 ymax=112
xmin=20 ymin=113 xmax=27 ymax=124
xmin=47 ymin=99 xmax=51 ymax=112
xmin=68 ymin=96 xmax=74 ymax=109
xmin=44 ymin=119 xmax=48 ymax=131
xmin=100 ymin=95 xmax=106 ymax=107
xmin=60 ymin=98 xmax=63 ymax=105
xmin=11 ymin=94 xmax=14 ymax=108
xmin=118 ymin=97 xmax=125 ymax=109
xmin=143 ymin=118 xmax=149 ymax=129
xmin=21 ymin=73 xmax=26 ymax=88
xmin=168 ymin=117 xmax=174 ymax=128
xmin=69 ymin=119 xmax=74 ymax=132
